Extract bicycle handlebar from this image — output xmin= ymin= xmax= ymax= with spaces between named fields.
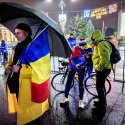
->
xmin=58 ymin=60 xmax=69 ymax=66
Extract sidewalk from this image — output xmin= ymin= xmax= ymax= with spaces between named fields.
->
xmin=41 ymin=76 xmax=125 ymax=125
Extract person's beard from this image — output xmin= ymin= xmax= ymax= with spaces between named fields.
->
xmin=18 ymin=35 xmax=28 ymax=43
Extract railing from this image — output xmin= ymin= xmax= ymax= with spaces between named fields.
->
xmin=114 ymin=48 xmax=125 ymax=92
xmin=7 ymin=47 xmax=13 ymax=59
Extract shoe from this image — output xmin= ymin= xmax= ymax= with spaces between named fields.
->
xmin=79 ymin=100 xmax=84 ymax=109
xmin=60 ymin=97 xmax=69 ymax=104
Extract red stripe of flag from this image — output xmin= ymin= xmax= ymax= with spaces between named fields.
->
xmin=31 ymin=78 xmax=50 ymax=103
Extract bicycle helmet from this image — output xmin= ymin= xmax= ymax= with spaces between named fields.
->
xmin=78 ymin=41 xmax=87 ymax=46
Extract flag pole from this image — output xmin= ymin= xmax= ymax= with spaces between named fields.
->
xmin=33 ymin=25 xmax=49 ymax=42
xmin=26 ymin=25 xmax=49 ymax=51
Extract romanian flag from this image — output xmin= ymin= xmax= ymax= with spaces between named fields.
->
xmin=19 ymin=28 xmax=50 ymax=103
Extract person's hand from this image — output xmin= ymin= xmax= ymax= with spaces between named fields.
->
xmin=12 ymin=65 xmax=20 ymax=73
xmin=75 ymin=64 xmax=80 ymax=69
xmin=5 ymin=66 xmax=12 ymax=75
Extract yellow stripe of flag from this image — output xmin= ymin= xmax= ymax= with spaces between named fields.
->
xmin=30 ymin=54 xmax=50 ymax=84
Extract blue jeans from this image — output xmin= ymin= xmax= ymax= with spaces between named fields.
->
xmin=65 ymin=68 xmax=85 ymax=99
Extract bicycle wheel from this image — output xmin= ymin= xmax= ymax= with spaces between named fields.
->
xmin=51 ymin=73 xmax=74 ymax=93
xmin=84 ymin=73 xmax=111 ymax=97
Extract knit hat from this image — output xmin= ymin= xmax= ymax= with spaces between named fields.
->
xmin=70 ymin=33 xmax=74 ymax=36
xmin=15 ymin=23 xmax=32 ymax=35
xmin=78 ymin=41 xmax=87 ymax=46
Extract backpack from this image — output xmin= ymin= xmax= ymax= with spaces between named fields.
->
xmin=100 ymin=40 xmax=121 ymax=64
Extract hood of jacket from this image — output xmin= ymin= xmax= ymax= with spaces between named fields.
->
xmin=91 ymin=30 xmax=105 ymax=45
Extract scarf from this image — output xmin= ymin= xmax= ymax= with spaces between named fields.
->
xmin=70 ymin=46 xmax=82 ymax=59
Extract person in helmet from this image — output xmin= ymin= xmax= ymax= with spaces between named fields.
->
xmin=60 ymin=39 xmax=93 ymax=109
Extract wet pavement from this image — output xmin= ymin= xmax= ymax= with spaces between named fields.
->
xmin=0 ymin=71 xmax=124 ymax=125
xmin=42 ymin=74 xmax=125 ymax=125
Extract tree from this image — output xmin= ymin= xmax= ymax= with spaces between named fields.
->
xmin=68 ymin=15 xmax=95 ymax=38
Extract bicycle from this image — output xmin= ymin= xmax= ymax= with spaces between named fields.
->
xmin=51 ymin=60 xmax=111 ymax=97
xmin=51 ymin=60 xmax=75 ymax=92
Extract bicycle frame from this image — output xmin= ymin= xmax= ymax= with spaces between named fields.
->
xmin=61 ymin=67 xmax=69 ymax=84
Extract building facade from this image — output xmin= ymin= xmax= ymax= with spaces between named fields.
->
xmin=0 ymin=24 xmax=17 ymax=43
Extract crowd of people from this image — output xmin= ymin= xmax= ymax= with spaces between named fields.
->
xmin=60 ymin=31 xmax=112 ymax=114
xmin=3 ymin=22 xmax=114 ymax=125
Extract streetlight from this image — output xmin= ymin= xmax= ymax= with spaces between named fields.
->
xmin=70 ymin=0 xmax=77 ymax=2
xmin=58 ymin=0 xmax=78 ymax=34
xmin=46 ymin=0 xmax=52 ymax=3
xmin=58 ymin=0 xmax=66 ymax=34
xmin=58 ymin=0 xmax=65 ymax=14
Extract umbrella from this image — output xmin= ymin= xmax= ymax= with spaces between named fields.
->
xmin=0 ymin=2 xmax=72 ymax=58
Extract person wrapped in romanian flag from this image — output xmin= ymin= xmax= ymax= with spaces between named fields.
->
xmin=5 ymin=23 xmax=50 ymax=125
xmin=60 ymin=38 xmax=93 ymax=109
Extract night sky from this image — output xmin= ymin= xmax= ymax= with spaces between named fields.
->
xmin=37 ymin=0 xmax=121 ymax=12
xmin=35 ymin=0 xmax=122 ymax=30
xmin=0 ymin=0 xmax=121 ymax=11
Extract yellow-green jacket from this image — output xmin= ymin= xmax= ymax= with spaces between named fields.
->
xmin=91 ymin=30 xmax=112 ymax=71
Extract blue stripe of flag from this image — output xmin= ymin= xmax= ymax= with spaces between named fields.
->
xmin=20 ymin=29 xmax=50 ymax=64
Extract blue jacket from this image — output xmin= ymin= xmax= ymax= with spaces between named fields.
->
xmin=69 ymin=44 xmax=93 ymax=74
xmin=1 ymin=41 xmax=7 ymax=53
xmin=70 ymin=55 xmax=87 ymax=71
xmin=68 ymin=37 xmax=76 ymax=50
